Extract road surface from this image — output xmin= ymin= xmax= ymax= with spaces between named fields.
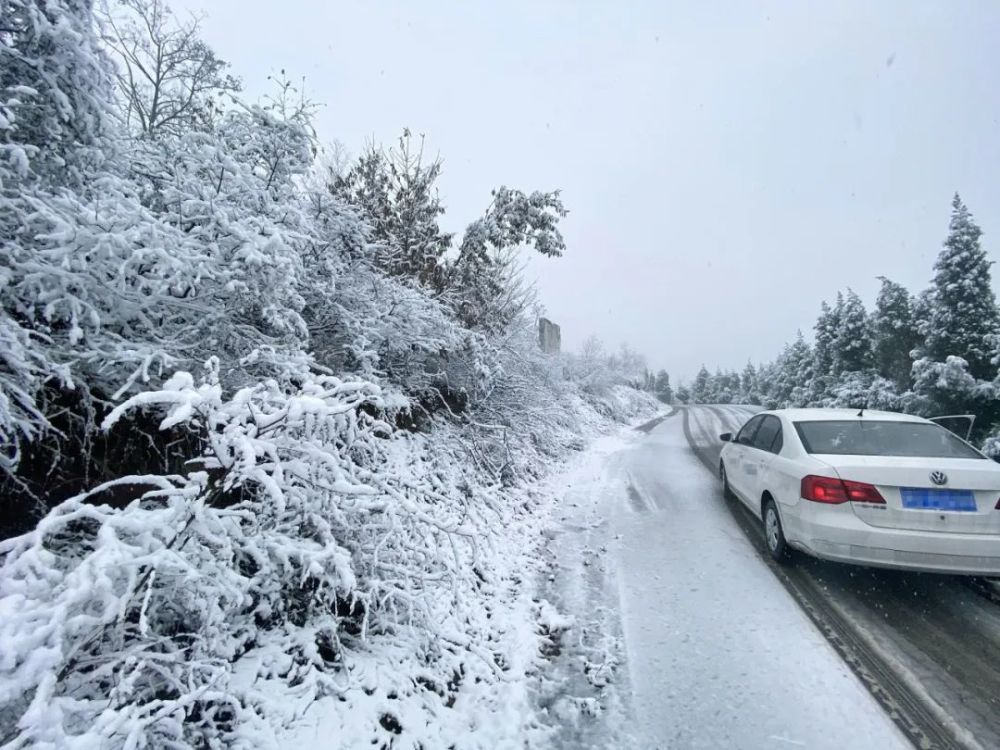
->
xmin=544 ymin=405 xmax=1000 ymax=749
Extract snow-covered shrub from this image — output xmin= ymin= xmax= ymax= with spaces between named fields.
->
xmin=0 ymin=359 xmax=496 ymax=747
xmin=1 ymin=0 xmax=117 ymax=184
xmin=0 ymin=317 xmax=49 ymax=475
xmin=308 ymin=248 xmax=501 ymax=415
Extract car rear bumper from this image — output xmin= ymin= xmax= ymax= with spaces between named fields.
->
xmin=785 ymin=504 xmax=1000 ymax=575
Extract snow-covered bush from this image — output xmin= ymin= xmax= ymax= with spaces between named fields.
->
xmin=0 ymin=360 xmax=497 ymax=747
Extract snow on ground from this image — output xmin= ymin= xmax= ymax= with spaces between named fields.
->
xmin=543 ymin=409 xmax=910 ymax=749
xmin=532 ymin=429 xmax=644 ymax=748
xmin=282 ymin=389 xmax=661 ymax=750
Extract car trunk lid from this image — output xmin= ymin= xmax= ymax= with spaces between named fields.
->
xmin=813 ymin=454 xmax=1000 ymax=534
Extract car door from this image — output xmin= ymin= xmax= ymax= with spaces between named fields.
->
xmin=729 ymin=415 xmax=764 ymax=502
xmin=928 ymin=414 xmax=976 ymax=441
xmin=744 ymin=415 xmax=783 ymax=517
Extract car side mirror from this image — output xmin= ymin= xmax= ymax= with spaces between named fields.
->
xmin=720 ymin=432 xmax=733 ymax=442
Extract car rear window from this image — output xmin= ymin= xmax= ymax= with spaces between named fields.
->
xmin=793 ymin=420 xmax=985 ymax=459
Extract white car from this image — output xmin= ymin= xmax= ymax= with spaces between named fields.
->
xmin=718 ymin=408 xmax=1000 ymax=575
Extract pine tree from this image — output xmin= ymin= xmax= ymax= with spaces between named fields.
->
xmin=654 ymin=370 xmax=673 ymax=403
xmin=692 ymin=365 xmax=711 ymax=403
xmin=330 ymin=130 xmax=453 ymax=286
xmin=810 ymin=299 xmax=841 ymax=402
xmin=872 ymin=277 xmax=920 ymax=390
xmin=740 ymin=362 xmax=760 ymax=405
xmin=832 ymin=289 xmax=874 ymax=374
xmin=717 ymin=369 xmax=740 ymax=404
xmin=813 ymin=300 xmax=838 ymax=375
xmin=769 ymin=333 xmax=813 ymax=407
xmin=787 ymin=332 xmax=815 ymax=406
xmin=922 ymin=194 xmax=1000 ymax=379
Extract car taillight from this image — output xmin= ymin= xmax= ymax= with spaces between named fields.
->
xmin=801 ymin=475 xmax=885 ymax=504
xmin=801 ymin=475 xmax=847 ymax=503
xmin=842 ymin=479 xmax=886 ymax=503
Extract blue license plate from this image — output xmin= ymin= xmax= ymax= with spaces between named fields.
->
xmin=900 ymin=488 xmax=977 ymax=512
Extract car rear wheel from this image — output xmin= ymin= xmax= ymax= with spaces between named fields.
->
xmin=763 ymin=498 xmax=792 ymax=564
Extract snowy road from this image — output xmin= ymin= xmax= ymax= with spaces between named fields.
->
xmin=684 ymin=405 xmax=1000 ymax=750
xmin=613 ymin=407 xmax=908 ymax=749
xmin=545 ymin=406 xmax=1000 ymax=749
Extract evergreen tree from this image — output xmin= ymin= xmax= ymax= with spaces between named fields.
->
xmin=832 ymin=289 xmax=873 ymax=374
xmin=787 ymin=332 xmax=815 ymax=406
xmin=872 ymin=277 xmax=920 ymax=390
xmin=810 ymin=299 xmax=840 ymax=402
xmin=770 ymin=333 xmax=813 ymax=407
xmin=711 ymin=367 xmax=726 ymax=403
xmin=922 ymin=194 xmax=1000 ymax=379
xmin=813 ymin=299 xmax=838 ymax=375
xmin=740 ymin=362 xmax=760 ymax=405
xmin=330 ymin=130 xmax=453 ymax=286
xmin=715 ymin=369 xmax=740 ymax=404
xmin=691 ymin=365 xmax=711 ymax=403
xmin=912 ymin=287 xmax=934 ymax=340
xmin=675 ymin=384 xmax=691 ymax=404
xmin=654 ymin=369 xmax=673 ymax=403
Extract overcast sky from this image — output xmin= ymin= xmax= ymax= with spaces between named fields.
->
xmin=176 ymin=0 xmax=1000 ymax=382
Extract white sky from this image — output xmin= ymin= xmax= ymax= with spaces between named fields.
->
xmin=177 ymin=0 xmax=1000 ymax=382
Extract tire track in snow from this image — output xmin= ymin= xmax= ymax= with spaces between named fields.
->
xmin=680 ymin=406 xmax=971 ymax=750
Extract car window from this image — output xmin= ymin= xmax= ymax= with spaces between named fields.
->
xmin=770 ymin=426 xmax=783 ymax=454
xmin=735 ymin=416 xmax=763 ymax=445
xmin=752 ymin=415 xmax=781 ymax=453
xmin=793 ymin=420 xmax=985 ymax=459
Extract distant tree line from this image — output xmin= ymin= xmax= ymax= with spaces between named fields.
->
xmin=680 ymin=195 xmax=1000 ymax=449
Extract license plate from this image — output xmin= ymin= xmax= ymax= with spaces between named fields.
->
xmin=900 ymin=488 xmax=977 ymax=512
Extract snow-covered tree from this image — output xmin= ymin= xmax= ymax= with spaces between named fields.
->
xmin=921 ymin=194 xmax=1000 ymax=379
xmin=909 ymin=356 xmax=997 ymax=418
xmin=99 ymin=0 xmax=241 ymax=136
xmin=1 ymin=0 xmax=121 ymax=488
xmin=872 ymin=276 xmax=920 ymax=390
xmin=831 ymin=289 xmax=873 ymax=375
xmin=447 ymin=187 xmax=567 ymax=331
xmin=740 ymin=362 xmax=760 ymax=405
xmin=1 ymin=0 xmax=118 ymax=183
xmin=768 ymin=333 xmax=813 ymax=407
xmin=809 ymin=298 xmax=840 ymax=402
xmin=691 ymin=365 xmax=711 ymax=403
xmin=329 ymin=129 xmax=453 ymax=286
xmin=654 ymin=369 xmax=673 ymax=403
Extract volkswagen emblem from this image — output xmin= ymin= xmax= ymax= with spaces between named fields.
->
xmin=929 ymin=471 xmax=948 ymax=486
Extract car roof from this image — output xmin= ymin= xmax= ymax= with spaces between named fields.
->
xmin=762 ymin=408 xmax=930 ymax=424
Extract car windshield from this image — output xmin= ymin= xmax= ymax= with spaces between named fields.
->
xmin=794 ymin=420 xmax=985 ymax=459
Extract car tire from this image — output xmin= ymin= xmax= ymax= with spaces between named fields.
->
xmin=763 ymin=498 xmax=792 ymax=564
xmin=720 ymin=462 xmax=735 ymax=500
